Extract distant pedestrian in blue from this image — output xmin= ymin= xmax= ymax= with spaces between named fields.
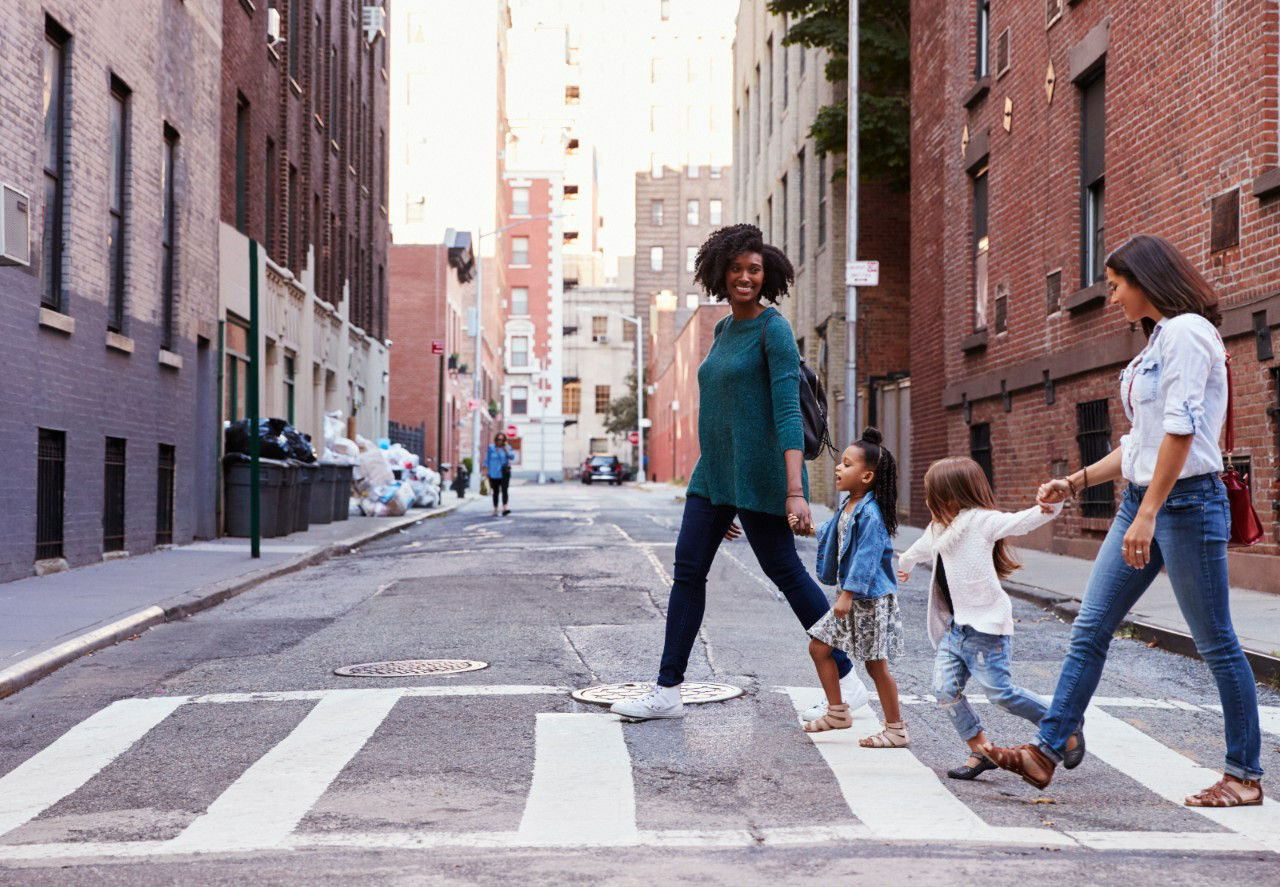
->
xmin=485 ymin=432 xmax=515 ymax=516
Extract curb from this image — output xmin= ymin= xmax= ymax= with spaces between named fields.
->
xmin=0 ymin=496 xmax=474 ymax=701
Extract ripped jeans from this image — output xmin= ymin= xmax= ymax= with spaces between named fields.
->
xmin=932 ymin=622 xmax=1047 ymax=742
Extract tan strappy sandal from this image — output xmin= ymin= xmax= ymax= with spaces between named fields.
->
xmin=859 ymin=721 xmax=909 ymax=748
xmin=1185 ymin=775 xmax=1263 ymax=807
xmin=802 ymin=703 xmax=851 ymax=733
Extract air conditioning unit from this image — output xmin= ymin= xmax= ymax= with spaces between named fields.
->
xmin=1 ymin=184 xmax=31 ymax=267
xmin=265 ymin=8 xmax=283 ymax=47
xmin=595 ymin=335 xmax=609 ymax=344
xmin=362 ymin=5 xmax=386 ymax=44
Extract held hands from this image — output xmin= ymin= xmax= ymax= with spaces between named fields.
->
xmin=1036 ymin=478 xmax=1072 ymax=512
xmin=896 ymin=569 xmax=911 ymax=583
xmin=785 ymin=499 xmax=814 ymax=537
xmin=833 ymin=591 xmax=854 ymax=620
xmin=724 ymin=521 xmax=743 ymax=541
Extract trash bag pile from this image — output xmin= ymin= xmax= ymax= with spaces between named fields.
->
xmin=225 ymin=418 xmax=316 ymax=462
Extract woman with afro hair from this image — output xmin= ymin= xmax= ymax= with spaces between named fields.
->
xmin=612 ymin=224 xmax=871 ymax=721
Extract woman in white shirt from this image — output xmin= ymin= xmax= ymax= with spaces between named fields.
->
xmin=985 ymin=235 xmax=1263 ymax=807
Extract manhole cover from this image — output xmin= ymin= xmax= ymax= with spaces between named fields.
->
xmin=333 ymin=659 xmax=488 ymax=677
xmin=571 ymin=681 xmax=744 ymax=706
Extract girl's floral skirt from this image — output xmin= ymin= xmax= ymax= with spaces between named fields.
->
xmin=808 ymin=594 xmax=905 ymax=662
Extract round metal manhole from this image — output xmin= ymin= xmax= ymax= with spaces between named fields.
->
xmin=333 ymin=659 xmax=489 ymax=677
xmin=571 ymin=681 xmax=744 ymax=707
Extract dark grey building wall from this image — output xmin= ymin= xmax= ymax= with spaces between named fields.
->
xmin=0 ymin=0 xmax=222 ymax=581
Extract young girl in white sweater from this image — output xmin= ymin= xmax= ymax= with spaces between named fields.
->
xmin=897 ymin=457 xmax=1081 ymax=780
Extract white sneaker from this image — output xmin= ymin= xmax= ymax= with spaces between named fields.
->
xmin=801 ymin=672 xmax=871 ymax=722
xmin=611 ymin=684 xmax=684 ymax=720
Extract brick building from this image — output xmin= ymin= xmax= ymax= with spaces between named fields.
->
xmin=648 ymin=302 xmax=730 ymax=483
xmin=218 ymin=0 xmax=391 ymax=456
xmin=733 ymin=0 xmax=912 ymax=510
xmin=388 ymin=237 xmax=474 ymax=472
xmin=910 ymin=0 xmax=1280 ymax=591
xmin=0 ymin=1 xmax=222 ymax=580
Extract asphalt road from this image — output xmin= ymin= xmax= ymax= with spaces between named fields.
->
xmin=0 ymin=483 xmax=1277 ymax=885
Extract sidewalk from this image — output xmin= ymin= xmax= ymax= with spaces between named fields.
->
xmin=809 ymin=502 xmax=1280 ymax=681
xmin=0 ymin=495 xmax=475 ymax=699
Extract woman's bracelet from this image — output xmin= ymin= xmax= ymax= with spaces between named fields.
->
xmin=1083 ymin=466 xmax=1089 ymax=490
xmin=786 ymin=493 xmax=806 ymax=499
xmin=1065 ymin=475 xmax=1079 ymax=497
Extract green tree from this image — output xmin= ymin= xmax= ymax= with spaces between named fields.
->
xmin=766 ymin=0 xmax=910 ymax=188
xmin=603 ymin=371 xmax=638 ymax=438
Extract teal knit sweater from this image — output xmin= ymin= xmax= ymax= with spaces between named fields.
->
xmin=686 ymin=306 xmax=807 ymax=517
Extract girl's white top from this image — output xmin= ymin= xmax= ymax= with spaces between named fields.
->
xmin=897 ymin=502 xmax=1062 ymax=648
xmin=1118 ymin=313 xmax=1226 ymax=486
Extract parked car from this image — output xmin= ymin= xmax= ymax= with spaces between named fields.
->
xmin=581 ymin=454 xmax=624 ymax=485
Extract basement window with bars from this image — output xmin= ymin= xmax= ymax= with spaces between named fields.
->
xmin=103 ymin=437 xmax=126 ymax=553
xmin=970 ymin=422 xmax=994 ymax=489
xmin=156 ymin=444 xmax=175 ymax=545
xmin=37 ymin=429 xmax=66 ymax=560
xmin=1075 ymin=398 xmax=1116 ymax=518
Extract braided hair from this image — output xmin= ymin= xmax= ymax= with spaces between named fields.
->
xmin=692 ymin=223 xmax=795 ymax=303
xmin=851 ymin=426 xmax=899 ymax=537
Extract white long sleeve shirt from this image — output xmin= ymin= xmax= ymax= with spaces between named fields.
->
xmin=897 ymin=502 xmax=1062 ymax=647
xmin=1118 ymin=313 xmax=1226 ymax=486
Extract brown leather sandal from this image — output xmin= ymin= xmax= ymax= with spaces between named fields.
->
xmin=1185 ymin=775 xmax=1263 ymax=808
xmin=803 ymin=702 xmax=851 ymax=733
xmin=982 ymin=743 xmax=1056 ymax=790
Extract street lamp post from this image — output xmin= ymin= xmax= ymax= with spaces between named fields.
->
xmin=469 ymin=213 xmax=562 ymax=492
xmin=844 ymin=0 xmax=861 ymax=445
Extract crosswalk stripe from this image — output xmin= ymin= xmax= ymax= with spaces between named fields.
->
xmin=1079 ymin=705 xmax=1279 ymax=852
xmin=516 ymin=713 xmax=638 ymax=846
xmin=0 ymin=696 xmax=188 ymax=840
xmin=187 ymin=685 xmax=570 ymax=705
xmin=1067 ymin=830 xmax=1268 ymax=852
xmin=781 ymin=688 xmax=1068 ymax=846
xmin=166 ymin=688 xmax=402 ymax=853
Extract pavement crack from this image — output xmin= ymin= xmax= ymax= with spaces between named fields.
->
xmin=561 ymin=628 xmax=599 ymax=683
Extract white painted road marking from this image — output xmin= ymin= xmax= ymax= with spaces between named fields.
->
xmin=0 ymin=696 xmax=187 ymax=840
xmin=166 ymin=689 xmax=402 ymax=853
xmin=516 ymin=713 xmax=638 ymax=846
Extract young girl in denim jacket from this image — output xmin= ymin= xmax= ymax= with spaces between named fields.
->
xmin=795 ymin=428 xmax=908 ymax=747
xmin=896 ymin=457 xmax=1079 ymax=780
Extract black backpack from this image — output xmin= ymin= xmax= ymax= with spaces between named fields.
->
xmin=760 ymin=314 xmax=836 ymax=460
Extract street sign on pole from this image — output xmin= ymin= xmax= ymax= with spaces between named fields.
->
xmin=506 ymin=425 xmax=518 ymax=437
xmin=628 ymin=431 xmax=640 ymax=445
xmin=845 ymin=261 xmax=879 ymax=287
xmin=431 ymin=340 xmax=444 ymax=355
xmin=467 ymin=399 xmax=481 ymax=411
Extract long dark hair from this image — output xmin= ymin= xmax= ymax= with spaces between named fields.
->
xmin=851 ymin=427 xmax=898 ymax=537
xmin=923 ymin=457 xmax=1020 ymax=579
xmin=1104 ymin=234 xmax=1221 ymax=337
xmin=692 ymin=224 xmax=795 ymax=303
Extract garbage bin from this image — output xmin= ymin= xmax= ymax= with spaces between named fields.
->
xmin=275 ymin=463 xmax=298 ymax=537
xmin=310 ymin=463 xmax=336 ymax=524
xmin=223 ymin=455 xmax=287 ymax=538
xmin=331 ymin=463 xmax=354 ymax=521
xmin=292 ymin=461 xmax=314 ymax=533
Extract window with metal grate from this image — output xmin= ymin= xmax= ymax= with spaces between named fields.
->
xmin=1075 ymin=399 xmax=1116 ymax=518
xmin=970 ymin=422 xmax=994 ymax=489
xmin=156 ymin=444 xmax=175 ymax=545
xmin=37 ymin=429 xmax=66 ymax=560
xmin=103 ymin=437 xmax=126 ymax=552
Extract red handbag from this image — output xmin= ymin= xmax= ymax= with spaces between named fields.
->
xmin=1220 ymin=351 xmax=1264 ymax=547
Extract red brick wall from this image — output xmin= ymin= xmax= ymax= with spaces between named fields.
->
xmin=389 ymin=245 xmax=452 ymax=467
xmin=910 ymin=0 xmax=1280 ymax=586
xmin=649 ymin=304 xmax=729 ymax=482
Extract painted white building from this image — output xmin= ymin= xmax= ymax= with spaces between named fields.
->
xmin=562 ymin=286 xmax=640 ymax=475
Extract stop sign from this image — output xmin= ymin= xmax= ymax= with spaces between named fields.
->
xmin=628 ymin=431 xmax=640 ymax=445
xmin=506 ymin=425 xmax=518 ymax=437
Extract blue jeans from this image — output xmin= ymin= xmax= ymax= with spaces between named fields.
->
xmin=932 ymin=623 xmax=1048 ymax=742
xmin=657 ymin=495 xmax=853 ymax=686
xmin=1036 ymin=473 xmax=1263 ymax=780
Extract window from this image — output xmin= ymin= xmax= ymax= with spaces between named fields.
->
xmin=765 ymin=195 xmax=773 ymax=241
xmin=1081 ymin=72 xmax=1105 ymax=285
xmin=754 ymin=64 xmax=761 ymax=156
xmin=650 ymin=246 xmax=663 ymax=271
xmin=313 ymin=15 xmax=323 ymax=121
xmin=512 ymin=187 xmax=530 ymax=215
xmin=565 ymin=84 xmax=580 ymax=104
xmin=511 ymin=386 xmax=528 ymax=415
xmin=563 ymin=381 xmax=581 ymax=414
xmin=37 ymin=428 xmax=66 ymax=560
xmin=685 ymin=293 xmax=699 ymax=309
xmin=994 ymin=283 xmax=1009 ymax=333
xmin=660 ymin=0 xmax=670 ymax=21
xmin=765 ymin=37 xmax=773 ymax=137
xmin=161 ymin=126 xmax=179 ymax=350
xmin=972 ymin=165 xmax=989 ymax=330
xmin=566 ymin=137 xmax=580 ymax=155
xmin=379 ymin=129 xmax=387 ymax=206
xmin=686 ymin=200 xmax=699 ymax=225
xmin=969 ymin=423 xmax=993 ymax=488
xmin=102 ymin=437 xmax=126 ymax=553
xmin=405 ymin=196 xmax=424 ymax=223
xmin=511 ymin=236 xmax=529 ymax=265
xmin=590 ymin=437 xmax=610 ymax=454
xmin=1046 ymin=269 xmax=1062 ymax=314
xmin=710 ymin=163 xmax=722 ymax=178
xmin=595 ymin=385 xmax=611 ymax=414
xmin=650 ymin=57 xmax=662 ymax=83
xmin=42 ymin=20 xmax=68 ymax=310
xmin=510 ymin=336 xmax=529 ymax=368
xmin=709 ymin=199 xmax=723 ymax=225
xmin=592 ymin=316 xmax=608 ymax=341
xmin=156 ymin=444 xmax=175 ymax=545
xmin=650 ymin=153 xmax=664 ymax=178
xmin=818 ymin=153 xmax=827 ymax=245
xmin=284 ymin=353 xmax=296 ymax=423
xmin=510 ymin=286 xmax=529 ymax=315
xmin=563 ymin=184 xmax=579 ymax=199
xmin=995 ymin=27 xmax=1011 ymax=78
xmin=780 ymin=173 xmax=789 ymax=255
xmin=651 ymin=199 xmax=664 ymax=225
xmin=288 ymin=1 xmax=300 ymax=81
xmin=797 ymin=149 xmax=806 ymax=265
xmin=264 ymin=138 xmax=276 ymax=257
xmin=224 ymin=318 xmax=249 ymax=422
xmin=1210 ymin=188 xmax=1240 ymax=253
xmin=287 ymin=164 xmax=299 ymax=273
xmin=235 ymin=95 xmax=249 ymax=233
xmin=649 ymin=105 xmax=663 ymax=132
xmin=622 ymin=320 xmax=636 ymax=342
xmin=976 ymin=0 xmax=990 ymax=78
xmin=686 ymin=157 xmax=699 ymax=178
xmin=686 ymin=246 xmax=697 ymax=272
xmin=782 ymin=33 xmax=789 ymax=106
xmin=107 ymin=80 xmax=130 ymax=333
xmin=1076 ymin=399 xmax=1115 ymax=518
